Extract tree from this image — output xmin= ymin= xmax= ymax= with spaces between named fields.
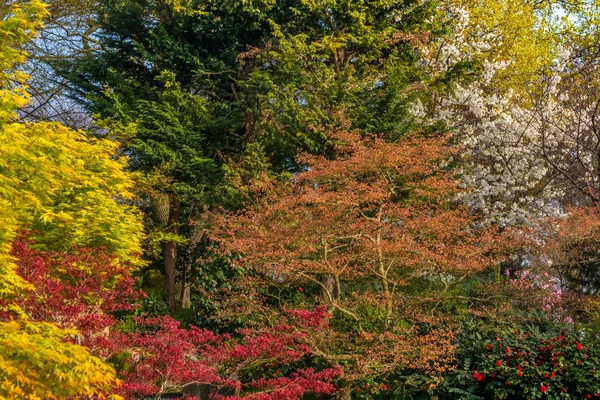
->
xmin=247 ymin=0 xmax=438 ymax=151
xmin=58 ymin=0 xmax=280 ymax=311
xmin=58 ymin=0 xmax=441 ymax=313
xmin=414 ymin=2 xmax=600 ymax=226
xmin=441 ymin=0 xmax=560 ymax=93
xmin=0 ymin=1 xmax=144 ymax=396
xmin=217 ymin=122 xmax=507 ymax=397
xmin=107 ymin=72 xmax=221 ymax=312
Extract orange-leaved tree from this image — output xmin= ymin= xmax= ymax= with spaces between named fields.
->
xmin=218 ymin=122 xmax=507 ymax=397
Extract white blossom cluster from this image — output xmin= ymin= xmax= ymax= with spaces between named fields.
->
xmin=413 ymin=7 xmax=600 ymax=226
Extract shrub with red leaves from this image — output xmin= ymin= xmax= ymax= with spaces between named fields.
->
xmin=10 ymin=236 xmax=138 ymax=339
xmin=10 ymin=237 xmax=340 ymax=399
xmin=109 ymin=316 xmax=341 ymax=399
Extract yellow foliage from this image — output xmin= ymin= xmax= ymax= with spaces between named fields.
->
xmin=435 ymin=0 xmax=600 ymax=101
xmin=444 ymin=0 xmax=559 ymax=93
xmin=0 ymin=0 xmax=144 ymax=397
xmin=0 ymin=121 xmax=144 ymax=265
xmin=0 ymin=0 xmax=46 ymax=122
xmin=0 ymin=320 xmax=119 ymax=399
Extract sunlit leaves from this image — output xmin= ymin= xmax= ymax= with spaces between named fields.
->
xmin=0 ymin=1 xmax=143 ymax=397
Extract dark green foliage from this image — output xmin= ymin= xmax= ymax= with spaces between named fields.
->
xmin=442 ymin=319 xmax=600 ymax=399
xmin=556 ymin=240 xmax=600 ymax=296
xmin=119 ymin=73 xmax=221 ymax=202
xmin=179 ymin=235 xmax=246 ymax=329
xmin=63 ymin=0 xmax=442 ymax=172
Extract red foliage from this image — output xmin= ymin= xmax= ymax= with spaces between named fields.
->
xmin=240 ymin=368 xmax=342 ymax=400
xmin=285 ymin=305 xmax=330 ymax=329
xmin=108 ymin=316 xmax=340 ymax=399
xmin=10 ymin=236 xmax=339 ymax=399
xmin=221 ymin=125 xmax=504 ymax=286
xmin=11 ymin=236 xmax=138 ymax=338
xmin=105 ymin=316 xmax=221 ymax=397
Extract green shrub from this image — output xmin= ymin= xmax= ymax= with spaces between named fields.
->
xmin=445 ymin=320 xmax=600 ymax=399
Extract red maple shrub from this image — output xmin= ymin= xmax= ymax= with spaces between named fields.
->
xmin=11 ymin=235 xmax=138 ymax=339
xmin=105 ymin=311 xmax=340 ymax=399
xmin=10 ymin=235 xmax=339 ymax=399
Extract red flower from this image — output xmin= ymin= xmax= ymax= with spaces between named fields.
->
xmin=551 ymin=371 xmax=556 ymax=378
xmin=541 ymin=385 xmax=547 ymax=393
xmin=472 ymin=371 xmax=484 ymax=382
xmin=560 ymin=387 xmax=566 ymax=393
xmin=495 ymin=360 xmax=502 ymax=367
xmin=505 ymin=347 xmax=511 ymax=354
xmin=517 ymin=371 xmax=523 ymax=377
xmin=298 ymin=287 xmax=304 ymax=292
xmin=585 ymin=395 xmax=592 ymax=399
xmin=382 ymin=385 xmax=388 ymax=390
xmin=517 ymin=365 xmax=523 ymax=371
xmin=576 ymin=342 xmax=583 ymax=351
xmin=487 ymin=343 xmax=493 ymax=350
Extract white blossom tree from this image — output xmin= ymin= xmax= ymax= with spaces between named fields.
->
xmin=415 ymin=4 xmax=600 ymax=226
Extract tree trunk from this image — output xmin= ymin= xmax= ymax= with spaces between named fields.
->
xmin=319 ymin=273 xmax=337 ymax=303
xmin=335 ymin=377 xmax=352 ymax=400
xmin=164 ymin=197 xmax=180 ymax=313
xmin=177 ymin=280 xmax=191 ymax=309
